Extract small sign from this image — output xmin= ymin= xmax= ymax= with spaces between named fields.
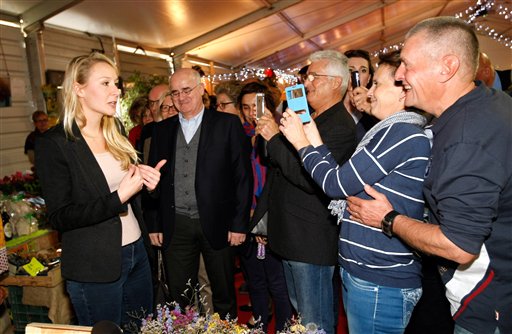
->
xmin=23 ymin=257 xmax=45 ymax=277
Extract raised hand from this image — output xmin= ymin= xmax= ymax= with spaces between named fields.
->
xmin=279 ymin=109 xmax=310 ymax=150
xmin=138 ymin=159 xmax=167 ymax=192
xmin=351 ymin=86 xmax=371 ymax=113
xmin=255 ymin=111 xmax=280 ymax=141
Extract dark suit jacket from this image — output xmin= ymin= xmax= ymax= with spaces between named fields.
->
xmin=252 ymin=101 xmax=356 ymax=266
xmin=35 ymin=123 xmax=151 ymax=282
xmin=147 ymin=109 xmax=253 ymax=250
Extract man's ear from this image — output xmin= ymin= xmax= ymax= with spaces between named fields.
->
xmin=440 ymin=54 xmax=460 ymax=83
xmin=332 ymin=76 xmax=343 ymax=90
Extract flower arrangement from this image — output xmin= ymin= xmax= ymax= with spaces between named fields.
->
xmin=0 ymin=171 xmax=40 ymax=196
xmin=140 ymin=303 xmax=264 ymax=334
xmin=139 ymin=302 xmax=326 ymax=334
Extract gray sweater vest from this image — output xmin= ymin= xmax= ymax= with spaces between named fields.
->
xmin=174 ymin=126 xmax=201 ymax=218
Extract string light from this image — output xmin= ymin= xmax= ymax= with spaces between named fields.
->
xmin=206 ymin=0 xmax=510 ymax=80
xmin=372 ymin=0 xmax=512 ymax=56
xmin=371 ymin=43 xmax=403 ymax=59
xmin=455 ymin=0 xmax=512 ymax=49
xmin=205 ymin=67 xmax=300 ymax=84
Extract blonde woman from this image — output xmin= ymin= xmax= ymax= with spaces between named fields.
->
xmin=35 ymin=53 xmax=165 ymax=330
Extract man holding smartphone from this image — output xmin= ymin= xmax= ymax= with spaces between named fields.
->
xmin=256 ymin=50 xmax=356 ymax=334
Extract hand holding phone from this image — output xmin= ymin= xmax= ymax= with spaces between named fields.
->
xmin=285 ymin=84 xmax=311 ymax=123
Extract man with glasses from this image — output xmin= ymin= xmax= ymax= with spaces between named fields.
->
xmin=160 ymin=92 xmax=178 ymax=120
xmin=139 ymin=84 xmax=169 ymax=164
xmin=146 ymin=68 xmax=252 ymax=319
xmin=256 ymin=50 xmax=356 ymax=334
xmin=24 ymin=110 xmax=49 ymax=165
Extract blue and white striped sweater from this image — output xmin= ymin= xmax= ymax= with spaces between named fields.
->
xmin=301 ymin=122 xmax=431 ymax=288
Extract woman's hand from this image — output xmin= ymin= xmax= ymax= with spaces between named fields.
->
xmin=279 ymin=109 xmax=315 ymax=150
xmin=351 ymin=86 xmax=371 ymax=113
xmin=255 ymin=236 xmax=267 ymax=245
xmin=303 ymin=119 xmax=322 ymax=147
xmin=118 ymin=164 xmax=144 ymax=203
xmin=138 ymin=159 xmax=167 ymax=192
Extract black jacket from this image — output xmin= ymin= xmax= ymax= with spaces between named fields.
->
xmin=35 ymin=122 xmax=151 ymax=282
xmin=253 ymin=101 xmax=356 ymax=265
xmin=146 ymin=110 xmax=253 ymax=250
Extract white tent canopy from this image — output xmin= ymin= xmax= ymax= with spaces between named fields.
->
xmin=2 ymin=0 xmax=511 ymax=71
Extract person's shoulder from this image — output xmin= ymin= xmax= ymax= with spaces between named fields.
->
xmin=42 ymin=123 xmax=65 ymax=139
xmin=206 ymin=109 xmax=241 ymax=125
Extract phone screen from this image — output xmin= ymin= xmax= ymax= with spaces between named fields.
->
xmin=255 ymin=93 xmax=265 ymax=120
xmin=350 ymin=71 xmax=361 ymax=89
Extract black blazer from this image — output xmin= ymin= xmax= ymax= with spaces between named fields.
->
xmin=35 ymin=123 xmax=151 ymax=282
xmin=252 ymin=101 xmax=357 ymax=266
xmin=147 ymin=109 xmax=253 ymax=250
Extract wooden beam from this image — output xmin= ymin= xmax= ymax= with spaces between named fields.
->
xmin=21 ymin=0 xmax=83 ymax=33
xmin=170 ymin=0 xmax=303 ymax=57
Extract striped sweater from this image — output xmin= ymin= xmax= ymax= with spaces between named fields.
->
xmin=299 ymin=122 xmax=430 ymax=288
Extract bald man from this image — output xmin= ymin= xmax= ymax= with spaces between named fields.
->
xmin=475 ymin=52 xmax=502 ymax=89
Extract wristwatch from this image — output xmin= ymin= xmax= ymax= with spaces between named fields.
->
xmin=382 ymin=210 xmax=400 ymax=237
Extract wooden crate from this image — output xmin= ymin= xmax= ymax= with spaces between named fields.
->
xmin=6 ymin=230 xmax=59 ymax=255
xmin=0 ymin=266 xmax=62 ymax=288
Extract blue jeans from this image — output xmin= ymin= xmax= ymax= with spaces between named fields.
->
xmin=454 ymin=324 xmax=501 ymax=334
xmin=283 ymin=260 xmax=336 ymax=334
xmin=66 ymin=238 xmax=152 ymax=332
xmin=243 ymin=241 xmax=293 ymax=331
xmin=341 ymin=268 xmax=422 ymax=334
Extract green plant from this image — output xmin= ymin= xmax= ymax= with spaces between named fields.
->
xmin=119 ymin=71 xmax=168 ymax=129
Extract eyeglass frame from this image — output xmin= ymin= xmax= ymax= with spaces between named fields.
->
xmin=160 ymin=104 xmax=176 ymax=112
xmin=306 ymin=73 xmax=340 ymax=82
xmin=170 ymin=84 xmax=200 ymax=99
xmin=147 ymin=99 xmax=160 ymax=107
xmin=216 ymin=101 xmax=235 ymax=110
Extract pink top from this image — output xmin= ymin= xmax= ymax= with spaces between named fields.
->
xmin=94 ymin=152 xmax=141 ymax=245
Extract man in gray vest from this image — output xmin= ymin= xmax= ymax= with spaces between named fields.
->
xmin=146 ymin=68 xmax=252 ymax=318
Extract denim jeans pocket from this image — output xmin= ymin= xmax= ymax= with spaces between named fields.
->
xmin=344 ymin=270 xmax=379 ymax=292
xmin=402 ymin=287 xmax=422 ymax=327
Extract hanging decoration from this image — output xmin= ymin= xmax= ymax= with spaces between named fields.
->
xmin=205 ymin=67 xmax=300 ymax=85
xmin=372 ymin=0 xmax=511 ymax=58
xmin=455 ymin=0 xmax=512 ymax=49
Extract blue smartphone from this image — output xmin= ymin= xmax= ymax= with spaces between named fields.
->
xmin=285 ymin=84 xmax=311 ymax=123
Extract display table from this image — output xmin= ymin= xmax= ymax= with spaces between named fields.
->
xmin=0 ymin=229 xmax=74 ymax=333
xmin=5 ymin=230 xmax=58 ymax=255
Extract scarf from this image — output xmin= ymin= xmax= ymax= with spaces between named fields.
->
xmin=328 ymin=111 xmax=427 ymax=224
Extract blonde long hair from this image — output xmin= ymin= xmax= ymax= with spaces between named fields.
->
xmin=61 ymin=52 xmax=137 ymax=169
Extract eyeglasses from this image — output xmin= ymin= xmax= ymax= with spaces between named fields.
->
xmin=170 ymin=84 xmax=199 ymax=99
xmin=148 ymin=99 xmax=160 ymax=107
xmin=35 ymin=119 xmax=48 ymax=123
xmin=160 ymin=104 xmax=175 ymax=112
xmin=306 ymin=73 xmax=340 ymax=82
xmin=216 ymin=101 xmax=234 ymax=110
